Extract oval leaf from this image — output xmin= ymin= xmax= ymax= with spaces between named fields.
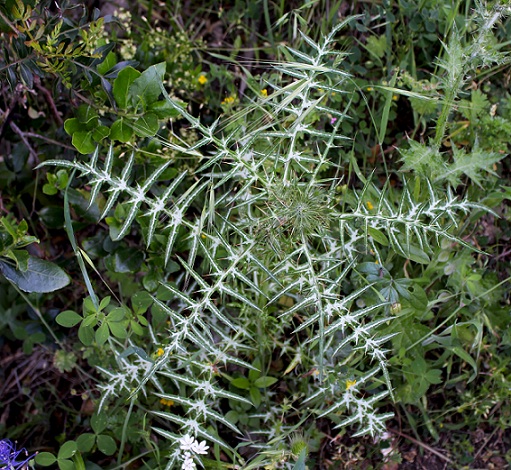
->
xmin=110 ymin=118 xmax=133 ymax=142
xmin=56 ymin=310 xmax=83 ymax=327
xmin=133 ymin=113 xmax=159 ymax=137
xmin=113 ymin=66 xmax=141 ymax=109
xmin=0 ymin=257 xmax=70 ymax=293
xmin=35 ymin=452 xmax=58 ymax=466
xmin=57 ymin=440 xmax=77 ymax=460
xmin=253 ymin=376 xmax=278 ymax=388
xmin=96 ymin=435 xmax=117 ymax=456
xmin=76 ymin=433 xmax=96 ymax=452
xmin=231 ymin=377 xmax=251 ymax=390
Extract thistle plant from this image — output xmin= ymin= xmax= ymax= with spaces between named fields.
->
xmin=42 ymin=6 xmax=508 ymax=468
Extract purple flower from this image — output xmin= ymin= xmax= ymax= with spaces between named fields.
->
xmin=330 ymin=117 xmax=337 ymax=125
xmin=0 ymin=439 xmax=35 ymax=469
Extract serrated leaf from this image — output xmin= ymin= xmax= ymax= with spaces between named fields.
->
xmin=439 ymin=143 xmax=504 ymax=188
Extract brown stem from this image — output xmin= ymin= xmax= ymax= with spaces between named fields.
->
xmin=9 ymin=121 xmax=39 ymax=165
xmin=389 ymin=428 xmax=454 ymax=465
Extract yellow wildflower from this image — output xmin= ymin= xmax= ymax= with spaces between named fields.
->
xmin=160 ymin=398 xmax=174 ymax=407
xmin=156 ymin=348 xmax=164 ymax=357
xmin=261 ymin=88 xmax=268 ymax=97
xmin=198 ymin=75 xmax=207 ymax=85
xmin=366 ymin=86 xmax=373 ymax=91
xmin=366 ymin=201 xmax=374 ymax=210
xmin=221 ymin=95 xmax=236 ymax=105
xmin=346 ymin=379 xmax=357 ymax=390
xmin=392 ymin=94 xmax=399 ymax=101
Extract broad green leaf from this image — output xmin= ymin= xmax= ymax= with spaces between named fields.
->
xmin=105 ymin=248 xmax=144 ymax=273
xmin=250 ymin=386 xmax=261 ymax=407
xmin=401 ymin=244 xmax=430 ymax=264
xmin=72 ymin=131 xmax=95 ymax=155
xmin=110 ymin=118 xmax=133 ymax=142
xmin=76 ymin=105 xmax=98 ymax=127
xmin=368 ymin=227 xmax=389 ymax=246
xmin=253 ymin=376 xmax=278 ymax=388
xmin=129 ymin=62 xmax=166 ymax=107
xmin=99 ymin=296 xmax=111 ymax=310
xmin=113 ymin=66 xmax=141 ymax=109
xmin=58 ymin=459 xmax=74 ymax=470
xmin=95 ymin=322 xmax=109 ymax=346
xmin=56 ymin=310 xmax=83 ymax=327
xmin=96 ymin=435 xmax=117 ymax=456
xmin=35 ymin=453 xmax=57 ymax=466
xmin=133 ymin=113 xmax=159 ymax=137
xmin=225 ymin=410 xmax=239 ymax=425
xmin=76 ymin=433 xmax=95 ymax=452
xmin=78 ymin=324 xmax=94 ymax=346
xmin=108 ymin=321 xmax=128 ymax=338
xmin=91 ymin=413 xmax=108 ymax=434
xmin=97 ymin=51 xmax=117 ymax=75
xmin=7 ymin=249 xmax=29 ymax=271
xmin=106 ymin=307 xmax=126 ymax=322
xmin=131 ymin=291 xmax=153 ymax=314
xmin=231 ymin=377 xmax=251 ymax=390
xmin=64 ymin=118 xmax=81 ymax=135
xmin=0 ymin=257 xmax=70 ymax=293
xmin=130 ymin=320 xmax=144 ymax=335
xmin=92 ymin=125 xmax=110 ymax=142
xmin=58 ymin=441 xmax=77 ymax=460
xmin=149 ymin=100 xmax=181 ymax=119
xmin=82 ymin=314 xmax=98 ymax=327
xmin=43 ymin=187 xmax=58 ymax=197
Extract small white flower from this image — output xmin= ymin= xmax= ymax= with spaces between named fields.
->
xmin=181 ymin=452 xmax=197 ymax=470
xmin=191 ymin=439 xmax=209 ymax=455
xmin=179 ymin=434 xmax=195 ymax=451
